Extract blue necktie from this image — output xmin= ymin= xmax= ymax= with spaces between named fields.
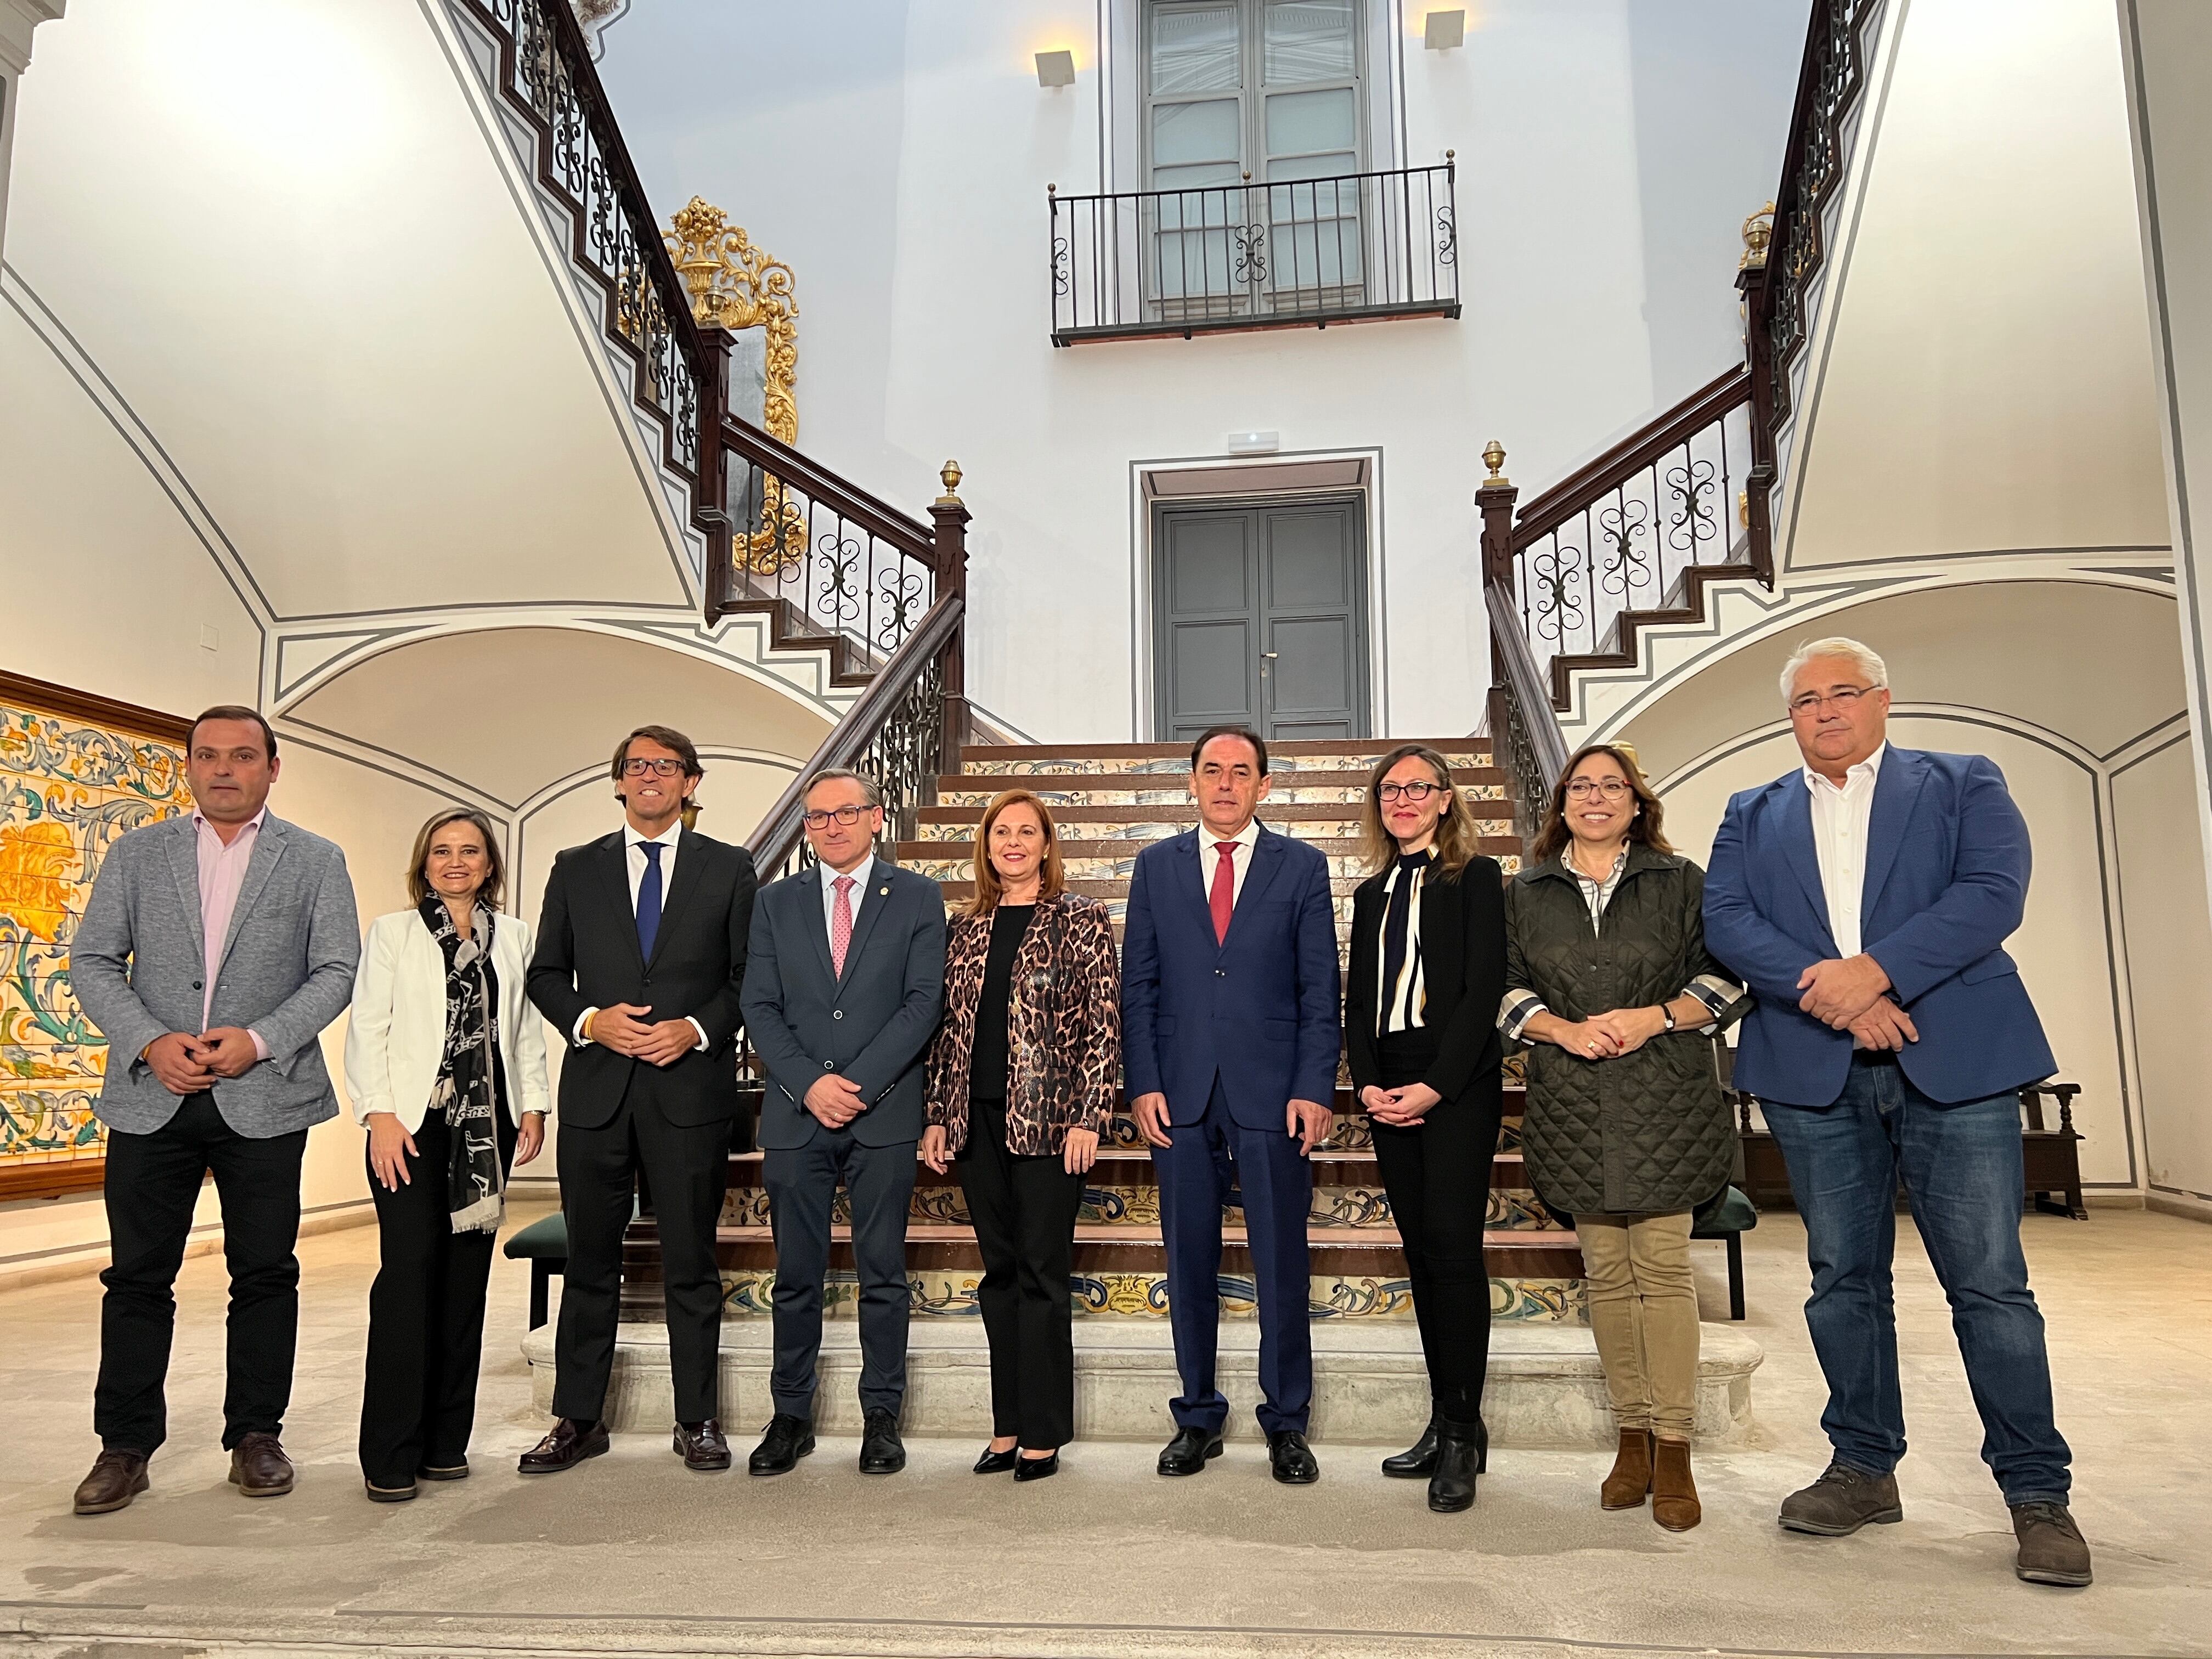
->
xmin=636 ymin=840 xmax=664 ymax=963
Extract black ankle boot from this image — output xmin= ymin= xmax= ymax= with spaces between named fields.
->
xmin=1427 ymin=1427 xmax=1483 ymax=1514
xmin=1381 ymin=1419 xmax=1440 ymax=1479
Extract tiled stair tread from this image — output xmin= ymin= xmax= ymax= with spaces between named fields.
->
xmin=905 ymin=837 xmax=1457 ymax=859
xmin=694 ymin=1223 xmax=1575 ymax=1248
xmin=720 ymin=1148 xmax=1539 ymax=1193
xmin=916 ymin=802 xmax=1487 ymax=823
xmin=938 ymin=768 xmax=1504 ymax=792
xmin=936 ymin=878 xmax=1427 ymax=902
xmin=960 ymin=741 xmax=1493 ymax=764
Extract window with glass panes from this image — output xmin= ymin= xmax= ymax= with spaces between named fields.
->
xmin=1143 ymin=1 xmax=1367 ymax=312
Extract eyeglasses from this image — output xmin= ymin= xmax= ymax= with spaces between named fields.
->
xmin=1377 ymin=781 xmax=1444 ymax=803
xmin=622 ymin=758 xmax=687 ymax=777
xmin=803 ymin=804 xmax=873 ymax=828
xmin=1788 ymin=686 xmax=1876 ymax=716
xmin=1564 ymin=779 xmax=1631 ymax=800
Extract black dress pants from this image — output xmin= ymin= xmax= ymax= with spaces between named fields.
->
xmin=95 ymin=1091 xmax=309 ymax=1455
xmin=358 ymin=1107 xmax=518 ymax=1486
xmin=957 ymin=1097 xmax=1085 ymax=1449
xmin=555 ymin=1096 xmax=732 ymax=1425
xmin=1368 ymin=1043 xmax=1502 ymax=1436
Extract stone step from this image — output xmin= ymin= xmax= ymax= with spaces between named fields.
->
xmin=898 ymin=843 xmax=1523 ymax=882
xmin=958 ymin=739 xmax=1493 ymax=773
xmin=721 ymin=1144 xmax=1539 ymax=1189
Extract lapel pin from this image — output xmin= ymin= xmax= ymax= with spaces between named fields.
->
xmin=879 ymin=885 xmax=889 ymax=896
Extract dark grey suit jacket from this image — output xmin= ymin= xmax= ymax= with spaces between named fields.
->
xmin=740 ymin=859 xmax=946 ymax=1150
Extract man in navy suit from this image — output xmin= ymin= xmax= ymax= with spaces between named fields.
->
xmin=1122 ymin=726 xmax=1341 ymax=1484
xmin=1705 ymin=637 xmax=2089 ymax=1588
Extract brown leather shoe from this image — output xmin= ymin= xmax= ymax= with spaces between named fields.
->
xmin=1601 ymin=1427 xmax=1654 ymax=1510
xmin=674 ymin=1418 xmax=731 ymax=1471
xmin=227 ymin=1432 xmax=295 ymax=1498
xmin=518 ymin=1418 xmax=609 ymax=1474
xmin=72 ymin=1449 xmax=149 ymax=1515
xmin=1652 ymin=1437 xmax=1701 ymax=1531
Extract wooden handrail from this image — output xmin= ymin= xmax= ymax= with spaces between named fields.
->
xmin=1511 ymin=368 xmax=1750 ymax=547
xmin=719 ymin=415 xmax=938 ymax=566
xmin=1485 ymin=584 xmax=1571 ymax=788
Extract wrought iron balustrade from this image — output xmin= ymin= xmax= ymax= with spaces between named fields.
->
xmin=1049 ymin=162 xmax=1459 ymax=345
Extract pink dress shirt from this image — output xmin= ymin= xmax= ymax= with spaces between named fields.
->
xmin=195 ymin=807 xmax=271 ymax=1059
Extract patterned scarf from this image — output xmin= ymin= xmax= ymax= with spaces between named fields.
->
xmin=419 ymin=894 xmax=504 ymax=1234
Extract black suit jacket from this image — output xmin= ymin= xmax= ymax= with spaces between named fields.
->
xmin=526 ymin=827 xmax=757 ymax=1130
xmin=740 ymin=860 xmax=947 ymax=1150
xmin=1345 ymin=854 xmax=1508 ymax=1103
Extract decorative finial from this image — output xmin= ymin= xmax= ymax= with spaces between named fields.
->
xmin=1740 ymin=200 xmax=1775 ymax=270
xmin=1048 ymin=182 xmax=1057 ymax=195
xmin=1480 ymin=439 xmax=1510 ymax=489
xmin=938 ymin=460 xmax=963 ymax=504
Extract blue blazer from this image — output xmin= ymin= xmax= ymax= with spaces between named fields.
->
xmin=1703 ymin=746 xmax=2055 ymax=1108
xmin=740 ymin=861 xmax=947 ymax=1150
xmin=1120 ymin=825 xmax=1342 ymax=1130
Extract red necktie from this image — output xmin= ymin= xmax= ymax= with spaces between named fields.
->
xmin=1210 ymin=840 xmax=1238 ymax=945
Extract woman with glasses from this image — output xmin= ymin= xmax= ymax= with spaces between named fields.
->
xmin=921 ymin=789 xmax=1119 ymax=1482
xmin=345 ymin=808 xmax=550 ymax=1502
xmin=1345 ymin=744 xmax=1506 ymax=1513
xmin=1499 ymin=743 xmax=1742 ymax=1532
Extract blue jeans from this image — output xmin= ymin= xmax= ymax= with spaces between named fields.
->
xmin=1764 ymin=1057 xmax=2070 ymax=1505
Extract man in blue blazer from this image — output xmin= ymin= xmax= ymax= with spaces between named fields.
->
xmin=739 ymin=769 xmax=946 ymax=1479
xmin=1122 ymin=726 xmax=1341 ymax=1484
xmin=1704 ymin=637 xmax=2089 ymax=1588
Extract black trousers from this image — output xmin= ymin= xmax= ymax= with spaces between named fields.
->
xmin=556 ymin=1098 xmax=731 ymax=1424
xmin=1367 ymin=1042 xmax=1501 ymax=1436
xmin=95 ymin=1091 xmax=309 ymax=1455
xmin=957 ymin=1097 xmax=1085 ymax=1449
xmin=358 ymin=1107 xmax=518 ymax=1485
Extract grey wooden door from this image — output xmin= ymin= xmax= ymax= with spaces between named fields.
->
xmin=1153 ymin=496 xmax=1369 ymax=742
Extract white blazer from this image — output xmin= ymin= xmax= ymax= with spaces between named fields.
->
xmin=343 ymin=908 xmax=553 ymax=1131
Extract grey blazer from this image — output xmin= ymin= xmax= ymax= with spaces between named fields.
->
xmin=71 ymin=812 xmax=362 ymax=1137
xmin=741 ymin=861 xmax=947 ymax=1150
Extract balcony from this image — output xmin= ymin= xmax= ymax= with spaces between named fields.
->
xmin=1048 ymin=161 xmax=1460 ymax=346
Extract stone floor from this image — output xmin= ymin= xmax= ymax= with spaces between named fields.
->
xmin=1 ymin=1202 xmax=2206 ymax=1659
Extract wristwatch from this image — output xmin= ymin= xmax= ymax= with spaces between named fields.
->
xmin=1661 ymin=1005 xmax=1677 ymax=1032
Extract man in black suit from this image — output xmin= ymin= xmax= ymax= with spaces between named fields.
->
xmin=522 ymin=725 xmax=756 ymax=1474
xmin=739 ymin=768 xmax=946 ymax=1476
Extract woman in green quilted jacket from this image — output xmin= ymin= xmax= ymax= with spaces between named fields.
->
xmin=1499 ymin=742 xmax=1742 ymax=1533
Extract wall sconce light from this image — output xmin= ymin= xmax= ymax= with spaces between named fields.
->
xmin=1227 ymin=431 xmax=1280 ymax=456
xmin=1424 ymin=10 xmax=1466 ymax=50
xmin=1036 ymin=49 xmax=1076 ymax=88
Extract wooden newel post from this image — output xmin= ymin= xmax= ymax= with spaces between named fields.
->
xmin=1736 ymin=203 xmax=1778 ymax=588
xmin=931 ymin=459 xmax=973 ymax=764
xmin=1475 ymin=439 xmax=1520 ymax=720
xmin=697 ymin=324 xmax=735 ymax=620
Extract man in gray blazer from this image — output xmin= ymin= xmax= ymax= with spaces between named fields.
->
xmin=739 ymin=768 xmax=945 ymax=1477
xmin=67 ymin=707 xmax=359 ymax=1515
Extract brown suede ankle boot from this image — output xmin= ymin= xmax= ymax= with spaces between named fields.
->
xmin=1652 ymin=1437 xmax=1700 ymax=1531
xmin=1601 ymin=1427 xmax=1654 ymax=1510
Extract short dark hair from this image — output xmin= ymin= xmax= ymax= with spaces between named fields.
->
xmin=1189 ymin=724 xmax=1268 ymax=775
xmin=189 ymin=705 xmax=277 ymax=761
xmin=610 ymin=724 xmax=703 ymax=782
xmin=802 ymin=767 xmax=883 ymax=808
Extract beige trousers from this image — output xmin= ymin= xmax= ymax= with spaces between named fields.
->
xmin=1578 ymin=1209 xmax=1699 ymax=1441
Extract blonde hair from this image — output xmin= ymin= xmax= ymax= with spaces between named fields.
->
xmin=1357 ymin=744 xmax=1482 ymax=880
xmin=964 ymin=789 xmax=1066 ymax=917
xmin=405 ymin=808 xmax=505 ymax=909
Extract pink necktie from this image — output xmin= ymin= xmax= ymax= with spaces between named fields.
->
xmin=830 ymin=875 xmax=855 ymax=977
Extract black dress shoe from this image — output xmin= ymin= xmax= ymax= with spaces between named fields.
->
xmin=1382 ymin=1419 xmax=1440 ymax=1479
xmin=1267 ymin=1429 xmax=1320 ymax=1485
xmin=674 ymin=1418 xmax=731 ymax=1471
xmin=1427 ymin=1427 xmax=1485 ymax=1513
xmin=517 ymin=1418 xmax=609 ymax=1475
xmin=1014 ymin=1449 xmax=1061 ymax=1483
xmin=417 ymin=1460 xmax=470 ymax=1482
xmin=1157 ymin=1426 xmax=1225 ymax=1476
xmin=859 ymin=1408 xmax=906 ymax=1474
xmin=973 ymin=1446 xmax=1018 ymax=1475
xmin=748 ymin=1414 xmax=815 ymax=1476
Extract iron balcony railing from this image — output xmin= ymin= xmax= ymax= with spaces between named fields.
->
xmin=1049 ymin=160 xmax=1459 ymax=345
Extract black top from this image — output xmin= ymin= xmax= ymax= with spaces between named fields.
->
xmin=967 ymin=904 xmax=1036 ymax=1102
xmin=1345 ymin=855 xmax=1508 ymax=1105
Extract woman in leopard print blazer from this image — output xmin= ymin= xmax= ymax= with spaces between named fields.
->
xmin=922 ymin=789 xmax=1120 ymax=1480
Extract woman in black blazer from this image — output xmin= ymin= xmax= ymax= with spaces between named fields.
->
xmin=1346 ymin=743 xmax=1508 ymax=1514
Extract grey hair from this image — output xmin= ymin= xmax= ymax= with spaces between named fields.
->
xmin=802 ymin=767 xmax=884 ymax=809
xmin=1779 ymin=636 xmax=1889 ymax=704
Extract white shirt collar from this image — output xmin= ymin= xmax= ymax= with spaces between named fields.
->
xmin=820 ymin=851 xmax=874 ymax=890
xmin=1198 ymin=817 xmax=1263 ymax=851
xmin=624 ymin=819 xmax=682 ymax=850
xmin=1803 ymin=741 xmax=1886 ymax=794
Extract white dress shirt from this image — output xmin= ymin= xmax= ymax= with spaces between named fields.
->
xmin=1804 ymin=741 xmax=1886 ymax=959
xmin=819 ymin=851 xmax=877 ymax=941
xmin=573 ymin=820 xmax=707 ymax=1051
xmin=1195 ymin=816 xmax=1262 ymax=908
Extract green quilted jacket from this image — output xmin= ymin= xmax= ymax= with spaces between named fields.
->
xmin=1504 ymin=844 xmax=1741 ymax=1217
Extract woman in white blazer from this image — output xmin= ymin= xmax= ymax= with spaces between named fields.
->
xmin=344 ymin=807 xmax=550 ymax=1503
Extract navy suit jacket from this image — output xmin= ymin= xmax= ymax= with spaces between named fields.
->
xmin=740 ymin=860 xmax=947 ymax=1150
xmin=1703 ymin=745 xmax=2056 ymax=1108
xmin=1120 ymin=825 xmax=1342 ymax=1130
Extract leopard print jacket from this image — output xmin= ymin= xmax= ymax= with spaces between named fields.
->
xmin=924 ymin=892 xmax=1120 ymax=1156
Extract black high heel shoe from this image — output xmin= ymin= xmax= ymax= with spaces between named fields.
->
xmin=1382 ymin=1419 xmax=1440 ymax=1479
xmin=973 ymin=1446 xmax=1018 ymax=1475
xmin=1427 ymin=1420 xmax=1489 ymax=1514
xmin=1013 ymin=1448 xmax=1061 ymax=1482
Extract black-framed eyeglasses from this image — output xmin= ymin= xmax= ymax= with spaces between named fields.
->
xmin=622 ymin=758 xmax=687 ymax=777
xmin=1377 ymin=781 xmax=1444 ymax=803
xmin=803 ymin=804 xmax=873 ymax=828
xmin=1564 ymin=779 xmax=1631 ymax=800
xmin=1788 ymin=686 xmax=1875 ymax=715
